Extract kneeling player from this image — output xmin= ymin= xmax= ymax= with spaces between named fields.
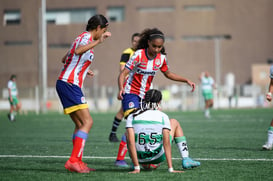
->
xmin=126 ymin=89 xmax=200 ymax=173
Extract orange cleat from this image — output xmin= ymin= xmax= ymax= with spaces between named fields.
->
xmin=64 ymin=160 xmax=90 ymax=173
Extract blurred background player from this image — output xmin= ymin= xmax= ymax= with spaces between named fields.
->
xmin=199 ymin=71 xmax=216 ymax=118
xmin=262 ymin=64 xmax=273 ymax=150
xmin=115 ymin=28 xmax=196 ymax=167
xmin=56 ymin=14 xmax=111 ymax=173
xmin=7 ymin=74 xmax=22 ymax=121
xmin=126 ymin=89 xmax=200 ymax=173
xmin=109 ymin=33 xmax=140 ymax=142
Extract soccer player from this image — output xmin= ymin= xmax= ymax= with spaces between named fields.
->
xmin=115 ymin=28 xmax=196 ymax=167
xmin=109 ymin=33 xmax=140 ymax=142
xmin=262 ymin=65 xmax=273 ymax=150
xmin=56 ymin=14 xmax=111 ymax=173
xmin=199 ymin=71 xmax=215 ymax=118
xmin=126 ymin=89 xmax=200 ymax=173
xmin=7 ymin=74 xmax=22 ymax=121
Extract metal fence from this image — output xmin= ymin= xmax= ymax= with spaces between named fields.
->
xmin=0 ymin=84 xmax=270 ymax=114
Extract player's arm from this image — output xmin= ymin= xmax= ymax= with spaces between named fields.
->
xmin=117 ymin=68 xmax=130 ymax=100
xmin=163 ymin=129 xmax=184 ymax=173
xmin=163 ymin=70 xmax=195 ymax=92
xmin=266 ymin=78 xmax=273 ymax=101
xmin=8 ymin=87 xmax=12 ymax=102
xmin=61 ymin=52 xmax=68 ymax=63
xmin=75 ymin=32 xmax=111 ymax=55
xmin=126 ymin=128 xmax=140 ymax=173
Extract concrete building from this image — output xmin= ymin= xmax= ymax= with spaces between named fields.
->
xmin=0 ymin=0 xmax=273 ymax=92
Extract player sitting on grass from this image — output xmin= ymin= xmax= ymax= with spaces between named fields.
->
xmin=126 ymin=89 xmax=200 ymax=173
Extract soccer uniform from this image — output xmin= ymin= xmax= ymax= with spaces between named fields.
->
xmin=7 ymin=80 xmax=18 ymax=105
xmin=126 ymin=109 xmax=171 ymax=164
xmin=56 ymin=31 xmax=94 ymax=114
xmin=122 ymin=49 xmax=169 ymax=116
xmin=119 ymin=48 xmax=135 ymax=65
xmin=201 ymin=76 xmax=214 ymax=100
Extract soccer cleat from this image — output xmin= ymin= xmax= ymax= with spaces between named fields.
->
xmin=81 ymin=161 xmax=96 ymax=171
xmin=115 ymin=160 xmax=129 ymax=167
xmin=182 ymin=157 xmax=201 ymax=169
xmin=64 ymin=160 xmax=90 ymax=173
xmin=109 ymin=133 xmax=119 ymax=142
xmin=262 ymin=143 xmax=273 ymax=150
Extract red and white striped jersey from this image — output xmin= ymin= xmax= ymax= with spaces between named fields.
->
xmin=58 ymin=31 xmax=94 ymax=88
xmin=124 ymin=49 xmax=169 ymax=98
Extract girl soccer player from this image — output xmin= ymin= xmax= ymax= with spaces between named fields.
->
xmin=115 ymin=28 xmax=196 ymax=168
xmin=56 ymin=14 xmax=111 ymax=173
xmin=126 ymin=89 xmax=200 ymax=173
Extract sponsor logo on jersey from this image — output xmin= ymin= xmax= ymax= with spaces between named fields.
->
xmin=136 ymin=69 xmax=156 ymax=75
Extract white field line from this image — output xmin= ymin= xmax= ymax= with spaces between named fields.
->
xmin=0 ymin=155 xmax=273 ymax=161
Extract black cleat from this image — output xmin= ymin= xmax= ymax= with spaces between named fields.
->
xmin=109 ymin=133 xmax=119 ymax=142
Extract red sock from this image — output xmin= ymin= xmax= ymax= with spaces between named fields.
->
xmin=116 ymin=140 xmax=127 ymax=160
xmin=70 ymin=134 xmax=87 ymax=163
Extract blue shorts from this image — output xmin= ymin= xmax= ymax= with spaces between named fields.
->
xmin=122 ymin=93 xmax=141 ymax=118
xmin=56 ymin=80 xmax=88 ymax=114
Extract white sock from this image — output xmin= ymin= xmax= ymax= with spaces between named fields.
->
xmin=175 ymin=136 xmax=189 ymax=158
xmin=267 ymin=128 xmax=273 ymax=145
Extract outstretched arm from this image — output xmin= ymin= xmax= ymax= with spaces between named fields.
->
xmin=126 ymin=128 xmax=140 ymax=173
xmin=163 ymin=70 xmax=195 ymax=92
xmin=163 ymin=129 xmax=184 ymax=173
xmin=75 ymin=31 xmax=111 ymax=55
xmin=117 ymin=68 xmax=130 ymax=100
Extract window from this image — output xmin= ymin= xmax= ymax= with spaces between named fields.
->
xmin=3 ymin=10 xmax=21 ymax=26
xmin=107 ymin=7 xmax=124 ymax=22
xmin=183 ymin=5 xmax=215 ymax=11
xmin=46 ymin=8 xmax=96 ymax=25
xmin=137 ymin=7 xmax=174 ymax=13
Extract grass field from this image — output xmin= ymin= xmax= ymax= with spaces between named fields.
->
xmin=0 ymin=108 xmax=273 ymax=181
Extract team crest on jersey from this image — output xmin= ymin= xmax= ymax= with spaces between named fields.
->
xmin=128 ymin=101 xmax=135 ymax=108
xmin=139 ymin=59 xmax=147 ymax=68
xmin=81 ymin=96 xmax=86 ymax=103
xmin=153 ymin=59 xmax=161 ymax=70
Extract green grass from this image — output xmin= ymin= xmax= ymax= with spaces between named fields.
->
xmin=0 ymin=108 xmax=273 ymax=181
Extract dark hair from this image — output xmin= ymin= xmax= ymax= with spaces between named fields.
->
xmin=137 ymin=28 xmax=166 ymax=55
xmin=10 ymin=74 xmax=16 ymax=80
xmin=131 ymin=33 xmax=140 ymax=41
xmin=86 ymin=14 xmax=109 ymax=31
xmin=131 ymin=89 xmax=162 ymax=118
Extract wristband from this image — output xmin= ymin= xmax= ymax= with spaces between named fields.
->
xmin=267 ymin=92 xmax=272 ymax=97
xmin=168 ymin=167 xmax=174 ymax=172
xmin=134 ymin=166 xmax=140 ymax=170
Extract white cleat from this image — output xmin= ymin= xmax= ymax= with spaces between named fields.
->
xmin=262 ymin=143 xmax=272 ymax=150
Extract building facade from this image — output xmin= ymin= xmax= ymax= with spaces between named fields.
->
xmin=0 ymin=0 xmax=273 ymax=92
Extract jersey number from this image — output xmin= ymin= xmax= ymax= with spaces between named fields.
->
xmin=138 ymin=132 xmax=157 ymax=145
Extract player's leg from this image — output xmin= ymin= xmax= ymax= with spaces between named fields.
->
xmin=170 ymin=118 xmax=200 ymax=169
xmin=8 ymin=97 xmax=16 ymax=121
xmin=115 ymin=94 xmax=140 ymax=167
xmin=262 ymin=119 xmax=273 ymax=150
xmin=109 ymin=107 xmax=124 ymax=142
xmin=65 ymin=108 xmax=93 ymax=173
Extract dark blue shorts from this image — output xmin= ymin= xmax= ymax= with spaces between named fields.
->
xmin=56 ymin=80 xmax=88 ymax=114
xmin=122 ymin=93 xmax=141 ymax=117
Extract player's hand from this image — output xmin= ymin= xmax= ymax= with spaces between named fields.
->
xmin=266 ymin=92 xmax=272 ymax=102
xmin=128 ymin=169 xmax=140 ymax=174
xmin=117 ymin=89 xmax=124 ymax=100
xmin=187 ymin=80 xmax=196 ymax=92
xmin=99 ymin=32 xmax=111 ymax=43
xmin=87 ymin=69 xmax=94 ymax=78
xmin=171 ymin=170 xmax=184 ymax=173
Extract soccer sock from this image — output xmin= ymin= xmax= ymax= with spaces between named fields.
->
xmin=69 ymin=130 xmax=88 ymax=163
xmin=116 ymin=134 xmax=127 ymax=160
xmin=111 ymin=117 xmax=122 ymax=134
xmin=175 ymin=136 xmax=189 ymax=158
xmin=10 ymin=112 xmax=15 ymax=120
xmin=72 ymin=129 xmax=84 ymax=161
xmin=267 ymin=126 xmax=273 ymax=145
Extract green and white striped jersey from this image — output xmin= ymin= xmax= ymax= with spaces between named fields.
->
xmin=126 ymin=109 xmax=171 ymax=163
